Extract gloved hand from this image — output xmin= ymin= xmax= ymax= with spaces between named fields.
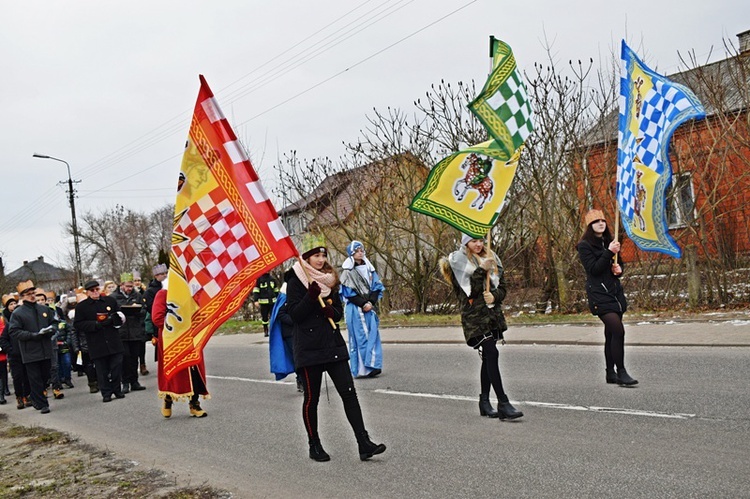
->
xmin=321 ymin=304 xmax=335 ymax=320
xmin=483 ymin=291 xmax=495 ymax=305
xmin=307 ymin=282 xmax=321 ymax=299
xmin=38 ymin=325 xmax=56 ymax=336
xmin=97 ymin=316 xmax=114 ymax=328
xmin=479 ymin=258 xmax=495 ymax=272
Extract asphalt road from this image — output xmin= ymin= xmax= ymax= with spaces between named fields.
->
xmin=5 ymin=338 xmax=750 ymax=498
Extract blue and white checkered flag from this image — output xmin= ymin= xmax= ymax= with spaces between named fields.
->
xmin=616 ymin=40 xmax=705 ymax=258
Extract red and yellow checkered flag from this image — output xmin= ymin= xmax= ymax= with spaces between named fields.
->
xmin=160 ymin=75 xmax=297 ymax=383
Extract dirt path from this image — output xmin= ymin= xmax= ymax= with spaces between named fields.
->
xmin=0 ymin=414 xmax=230 ymax=498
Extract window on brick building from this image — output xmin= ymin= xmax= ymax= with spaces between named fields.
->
xmin=666 ymin=171 xmax=695 ymax=229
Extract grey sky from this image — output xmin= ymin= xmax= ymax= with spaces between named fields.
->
xmin=1 ymin=0 xmax=747 ymax=273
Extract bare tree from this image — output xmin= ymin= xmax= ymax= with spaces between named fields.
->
xmin=71 ymin=203 xmax=175 ymax=280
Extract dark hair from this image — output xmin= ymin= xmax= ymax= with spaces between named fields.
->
xmin=580 ymin=223 xmax=613 ymax=247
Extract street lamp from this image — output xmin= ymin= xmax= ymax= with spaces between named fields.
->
xmin=32 ymin=153 xmax=83 ymax=286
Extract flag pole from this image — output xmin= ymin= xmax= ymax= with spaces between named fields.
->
xmin=613 ymin=204 xmax=620 ymax=265
xmin=485 ymin=229 xmax=492 ymax=292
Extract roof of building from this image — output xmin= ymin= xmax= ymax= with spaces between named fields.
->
xmin=5 ymin=256 xmax=72 ymax=284
xmin=583 ymin=48 xmax=750 ymax=148
xmin=279 ymin=152 xmax=425 ymax=228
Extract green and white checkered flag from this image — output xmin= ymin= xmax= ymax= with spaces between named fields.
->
xmin=469 ymin=38 xmax=534 ymax=155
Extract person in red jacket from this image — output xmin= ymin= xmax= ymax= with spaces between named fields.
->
xmin=151 ymin=283 xmax=208 ymax=418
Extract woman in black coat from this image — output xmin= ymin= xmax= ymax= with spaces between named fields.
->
xmin=576 ymin=209 xmax=638 ymax=386
xmin=284 ymin=243 xmax=385 ymax=462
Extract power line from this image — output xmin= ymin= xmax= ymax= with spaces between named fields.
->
xmin=3 ymin=0 xmax=478 ymax=240
xmin=237 ymin=0 xmax=480 ymax=126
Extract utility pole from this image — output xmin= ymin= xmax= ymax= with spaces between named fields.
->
xmin=32 ymin=153 xmax=83 ymax=286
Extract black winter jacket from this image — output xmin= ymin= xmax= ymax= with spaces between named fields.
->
xmin=0 ymin=308 xmax=17 ymax=357
xmin=143 ymin=279 xmax=162 ymax=314
xmin=73 ymin=296 xmax=125 ymax=360
xmin=8 ymin=300 xmax=56 ymax=364
xmin=284 ymin=269 xmax=347 ymax=369
xmin=111 ymin=288 xmax=147 ymax=342
xmin=577 ymin=238 xmax=628 ymax=316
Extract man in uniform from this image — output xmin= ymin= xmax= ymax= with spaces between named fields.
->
xmin=252 ymin=272 xmax=278 ymax=337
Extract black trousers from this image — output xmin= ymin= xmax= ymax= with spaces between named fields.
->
xmin=8 ymin=355 xmax=30 ymax=398
xmin=94 ymin=353 xmax=123 ymax=398
xmin=297 ymin=359 xmax=366 ymax=443
xmin=122 ymin=341 xmax=141 ymax=385
xmin=25 ymin=359 xmax=51 ymax=409
xmin=137 ymin=340 xmax=146 ymax=366
xmin=81 ymin=351 xmax=98 ymax=386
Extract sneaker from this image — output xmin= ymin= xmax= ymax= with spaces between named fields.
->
xmin=53 ymin=389 xmax=64 ymax=400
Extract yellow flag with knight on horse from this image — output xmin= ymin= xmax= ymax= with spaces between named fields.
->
xmin=409 ymin=37 xmax=533 ymax=238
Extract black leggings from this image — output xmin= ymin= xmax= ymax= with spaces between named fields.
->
xmin=599 ymin=312 xmax=625 ymax=371
xmin=297 ymin=360 xmax=365 ymax=443
xmin=478 ymin=339 xmax=508 ymax=403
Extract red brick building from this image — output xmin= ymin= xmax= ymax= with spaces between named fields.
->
xmin=580 ymin=30 xmax=750 ymax=267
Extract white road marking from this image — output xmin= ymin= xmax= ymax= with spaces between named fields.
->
xmin=374 ymin=389 xmax=697 ymax=420
xmin=207 ymin=375 xmax=696 ymax=420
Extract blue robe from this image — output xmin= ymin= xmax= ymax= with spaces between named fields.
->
xmin=340 ymin=264 xmax=385 ymax=377
xmin=268 ymin=292 xmax=294 ymax=380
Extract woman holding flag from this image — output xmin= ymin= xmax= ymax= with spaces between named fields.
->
xmin=577 ymin=209 xmax=638 ymax=386
xmin=284 ymin=235 xmax=386 ymax=462
xmin=440 ymin=233 xmax=523 ymax=420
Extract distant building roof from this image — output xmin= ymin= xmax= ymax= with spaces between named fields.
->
xmin=279 ymin=152 xmax=424 ymax=228
xmin=584 ymin=32 xmax=750 ymax=148
xmin=5 ymin=256 xmax=73 ymax=286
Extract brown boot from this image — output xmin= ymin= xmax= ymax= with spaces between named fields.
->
xmin=189 ymin=400 xmax=207 ymax=418
xmin=140 ymin=363 xmax=149 ymax=376
xmin=16 ymin=396 xmax=25 ymax=410
xmin=161 ymin=396 xmax=173 ymax=418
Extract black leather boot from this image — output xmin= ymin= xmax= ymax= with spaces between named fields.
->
xmin=309 ymin=440 xmax=330 ymax=462
xmin=497 ymin=400 xmax=523 ymax=420
xmin=616 ymin=369 xmax=638 ymax=386
xmin=479 ymin=394 xmax=498 ymax=417
xmin=606 ymin=369 xmax=617 ymax=384
xmin=356 ymin=431 xmax=386 ymax=461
